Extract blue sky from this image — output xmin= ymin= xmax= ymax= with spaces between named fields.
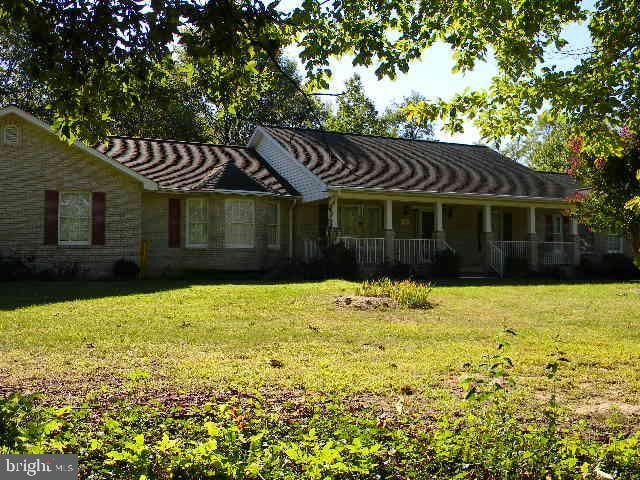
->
xmin=283 ymin=2 xmax=594 ymax=144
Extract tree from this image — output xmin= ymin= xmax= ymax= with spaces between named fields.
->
xmin=0 ymin=26 xmax=322 ymax=144
xmin=2 ymin=0 xmax=615 ymax=144
xmin=0 ymin=28 xmax=51 ymax=121
xmin=205 ymin=56 xmax=328 ymax=145
xmin=500 ymin=113 xmax=572 ymax=171
xmin=569 ymin=131 xmax=640 ymax=264
xmin=324 ymin=75 xmax=391 ymax=136
xmin=324 ymin=77 xmax=435 ymax=139
xmin=383 ymin=92 xmax=435 ymax=141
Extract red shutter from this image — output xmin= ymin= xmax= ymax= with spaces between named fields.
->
xmin=544 ymin=215 xmax=552 ymax=242
xmin=44 ymin=190 xmax=59 ymax=245
xmin=92 ymin=192 xmax=106 ymax=245
xmin=168 ymin=198 xmax=181 ymax=248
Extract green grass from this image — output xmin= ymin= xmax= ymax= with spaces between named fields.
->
xmin=1 ymin=279 xmax=639 ymax=413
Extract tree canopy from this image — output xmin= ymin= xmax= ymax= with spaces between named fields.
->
xmin=570 ymin=133 xmax=640 ymax=263
xmin=500 ymin=112 xmax=572 ymax=172
xmin=324 ymin=75 xmax=435 ymax=139
xmin=2 ymin=0 xmax=637 ymax=152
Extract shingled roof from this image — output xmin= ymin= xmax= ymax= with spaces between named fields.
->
xmin=262 ymin=127 xmax=578 ymax=200
xmin=95 ymin=136 xmax=298 ymax=196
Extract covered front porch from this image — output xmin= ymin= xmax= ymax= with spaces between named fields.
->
xmin=301 ymin=192 xmax=581 ymax=276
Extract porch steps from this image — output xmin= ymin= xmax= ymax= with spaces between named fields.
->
xmin=457 ymin=273 xmax=497 ymax=280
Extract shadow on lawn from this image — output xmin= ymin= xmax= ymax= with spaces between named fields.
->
xmin=0 ymin=271 xmax=312 ymax=311
xmin=0 ymin=272 xmax=636 ymax=310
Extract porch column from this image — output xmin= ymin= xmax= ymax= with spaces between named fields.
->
xmin=569 ymin=216 xmax=581 ymax=266
xmin=482 ymin=204 xmax=494 ymax=270
xmin=328 ymin=196 xmax=340 ymax=244
xmin=384 ymin=199 xmax=395 ymax=263
xmin=527 ymin=206 xmax=538 ymax=270
xmin=434 ymin=201 xmax=446 ymax=242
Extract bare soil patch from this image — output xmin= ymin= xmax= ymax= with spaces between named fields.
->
xmin=575 ymin=400 xmax=640 ymax=417
xmin=336 ymin=295 xmax=397 ymax=310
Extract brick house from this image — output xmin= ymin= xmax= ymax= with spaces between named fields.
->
xmin=0 ymin=105 xmax=631 ymax=278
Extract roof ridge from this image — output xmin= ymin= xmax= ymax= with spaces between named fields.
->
xmin=189 ymin=160 xmax=270 ymax=193
xmin=107 ymin=135 xmax=248 ymax=149
xmin=261 ymin=125 xmax=492 ymax=148
xmin=536 ymin=170 xmax=571 ymax=176
xmin=190 ymin=163 xmax=228 ymax=190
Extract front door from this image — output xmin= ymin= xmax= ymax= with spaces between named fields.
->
xmin=421 ymin=211 xmax=435 ymax=239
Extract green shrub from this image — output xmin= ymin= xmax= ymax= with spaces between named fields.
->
xmin=356 ymin=277 xmax=432 ymax=308
xmin=1 ymin=391 xmax=639 ymax=480
xmin=113 ymin=258 xmax=140 ymax=280
xmin=433 ymin=249 xmax=460 ymax=277
xmin=301 ymin=243 xmax=359 ymax=280
xmin=0 ymin=255 xmax=34 ymax=281
xmin=504 ymin=256 xmax=530 ymax=277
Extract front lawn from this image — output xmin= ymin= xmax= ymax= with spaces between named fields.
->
xmin=1 ymin=279 xmax=639 ymax=415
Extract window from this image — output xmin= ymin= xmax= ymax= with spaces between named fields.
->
xmin=339 ymin=204 xmax=382 ymax=235
xmin=607 ymin=233 xmax=623 ymax=254
xmin=225 ymin=199 xmax=255 ymax=248
xmin=59 ymin=192 xmax=91 ymax=245
xmin=266 ymin=202 xmax=280 ymax=249
xmin=186 ymin=198 xmax=208 ymax=247
xmin=3 ymin=125 xmax=18 ymax=145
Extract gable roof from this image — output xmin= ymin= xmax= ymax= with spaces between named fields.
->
xmin=0 ymin=105 xmax=157 ymax=190
xmin=261 ymin=126 xmax=578 ymax=200
xmin=96 ymin=136 xmax=298 ymax=196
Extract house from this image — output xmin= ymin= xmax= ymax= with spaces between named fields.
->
xmin=0 ymin=105 xmax=630 ymax=278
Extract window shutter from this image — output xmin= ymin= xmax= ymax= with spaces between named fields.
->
xmin=168 ymin=198 xmax=181 ymax=247
xmin=544 ymin=215 xmax=552 ymax=242
xmin=92 ymin=192 xmax=106 ymax=245
xmin=44 ymin=190 xmax=59 ymax=245
xmin=562 ymin=216 xmax=570 ymax=240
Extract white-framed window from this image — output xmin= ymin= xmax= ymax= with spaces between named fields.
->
xmin=340 ymin=204 xmax=382 ymax=235
xmin=186 ymin=198 xmax=208 ymax=248
xmin=266 ymin=201 xmax=280 ymax=249
xmin=607 ymin=233 xmax=624 ymax=254
xmin=3 ymin=124 xmax=18 ymax=145
xmin=59 ymin=192 xmax=91 ymax=245
xmin=225 ymin=199 xmax=255 ymax=248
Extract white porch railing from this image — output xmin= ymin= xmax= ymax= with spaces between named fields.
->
xmin=494 ymin=241 xmax=531 ymax=259
xmin=489 ymin=242 xmax=505 ymax=277
xmin=540 ymin=242 xmax=574 ymax=265
xmin=338 ymin=237 xmax=385 ymax=264
xmin=304 ymin=238 xmax=322 ymax=262
xmin=394 ymin=238 xmax=455 ymax=265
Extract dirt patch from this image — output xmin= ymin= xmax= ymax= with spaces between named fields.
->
xmin=575 ymin=400 xmax=640 ymax=417
xmin=336 ymin=295 xmax=397 ymax=310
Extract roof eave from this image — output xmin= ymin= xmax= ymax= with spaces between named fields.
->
xmin=158 ymin=187 xmax=299 ymax=198
xmin=327 ymin=185 xmax=572 ymax=204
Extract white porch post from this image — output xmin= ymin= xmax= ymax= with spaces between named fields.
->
xmin=569 ymin=216 xmax=581 ymax=266
xmin=527 ymin=206 xmax=538 ymax=270
xmin=481 ymin=204 xmax=495 ymax=271
xmin=384 ymin=199 xmax=395 ymax=263
xmin=328 ymin=195 xmax=340 ymax=244
xmin=483 ymin=204 xmax=492 ymax=234
xmin=434 ymin=201 xmax=446 ymax=242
